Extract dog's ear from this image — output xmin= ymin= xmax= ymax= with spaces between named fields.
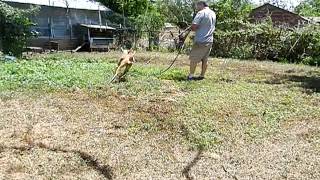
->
xmin=121 ymin=47 xmax=129 ymax=54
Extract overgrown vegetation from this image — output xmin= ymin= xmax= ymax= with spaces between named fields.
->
xmin=131 ymin=0 xmax=320 ymax=65
xmin=134 ymin=3 xmax=165 ymax=49
xmin=0 ymin=2 xmax=38 ymax=57
xmin=2 ymin=0 xmax=319 ymax=65
xmin=97 ymin=0 xmax=149 ymax=18
xmin=206 ymin=0 xmax=320 ymax=65
xmin=295 ymin=0 xmax=320 ymax=16
xmin=212 ymin=21 xmax=320 ymax=65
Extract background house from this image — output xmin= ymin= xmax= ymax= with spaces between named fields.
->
xmin=3 ymin=0 xmax=115 ymax=50
xmin=249 ymin=3 xmax=308 ymax=27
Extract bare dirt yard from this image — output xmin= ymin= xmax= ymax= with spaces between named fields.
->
xmin=0 ymin=52 xmax=319 ymax=179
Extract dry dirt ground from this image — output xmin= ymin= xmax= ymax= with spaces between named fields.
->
xmin=0 ymin=52 xmax=319 ymax=179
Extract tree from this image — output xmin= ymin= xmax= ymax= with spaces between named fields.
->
xmin=295 ymin=0 xmax=320 ymax=16
xmin=97 ymin=0 xmax=149 ymax=18
xmin=259 ymin=0 xmax=288 ymax=8
xmin=134 ymin=3 xmax=165 ymax=49
xmin=159 ymin=0 xmax=196 ymax=25
xmin=0 ymin=2 xmax=39 ymax=57
xmin=211 ymin=0 xmax=253 ymax=31
xmin=159 ymin=0 xmax=253 ymax=30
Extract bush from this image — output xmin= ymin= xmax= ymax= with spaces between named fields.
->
xmin=0 ymin=2 xmax=39 ymax=57
xmin=212 ymin=20 xmax=320 ymax=66
xmin=302 ymin=56 xmax=320 ymax=66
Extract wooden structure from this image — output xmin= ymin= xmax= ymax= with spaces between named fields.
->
xmin=79 ymin=24 xmax=115 ymax=51
xmin=3 ymin=0 xmax=112 ymax=50
xmin=249 ymin=3 xmax=308 ymax=27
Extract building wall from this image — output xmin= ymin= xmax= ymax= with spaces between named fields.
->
xmin=27 ymin=38 xmax=81 ymax=50
xmin=250 ymin=5 xmax=307 ymax=27
xmin=5 ymin=2 xmax=109 ymax=50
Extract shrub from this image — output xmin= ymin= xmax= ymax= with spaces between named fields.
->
xmin=212 ymin=20 xmax=320 ymax=66
xmin=0 ymin=2 xmax=39 ymax=57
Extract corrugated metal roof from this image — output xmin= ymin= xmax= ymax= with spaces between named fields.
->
xmin=80 ymin=24 xmax=116 ymax=30
xmin=3 ymin=0 xmax=110 ymax=11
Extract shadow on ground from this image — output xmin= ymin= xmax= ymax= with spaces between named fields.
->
xmin=159 ymin=74 xmax=188 ymax=81
xmin=265 ymin=74 xmax=320 ymax=93
xmin=0 ymin=143 xmax=114 ymax=180
xmin=182 ymin=149 xmax=203 ymax=180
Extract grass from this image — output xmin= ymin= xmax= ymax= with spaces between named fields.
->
xmin=0 ymin=51 xmax=320 ymax=179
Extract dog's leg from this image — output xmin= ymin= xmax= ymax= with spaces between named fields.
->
xmin=109 ymin=67 xmax=119 ymax=83
xmin=119 ymin=64 xmax=132 ymax=80
xmin=110 ymin=63 xmax=126 ymax=83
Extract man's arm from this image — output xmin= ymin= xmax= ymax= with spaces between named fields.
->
xmin=191 ymin=11 xmax=203 ymax=31
xmin=191 ymin=24 xmax=199 ymax=31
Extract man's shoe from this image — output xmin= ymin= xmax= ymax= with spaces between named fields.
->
xmin=187 ymin=76 xmax=195 ymax=81
xmin=194 ymin=76 xmax=205 ymax=81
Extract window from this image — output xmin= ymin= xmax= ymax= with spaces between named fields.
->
xmin=52 ymin=16 xmax=68 ymax=38
xmin=31 ymin=17 xmax=51 ymax=37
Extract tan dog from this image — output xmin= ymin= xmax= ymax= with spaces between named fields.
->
xmin=110 ymin=48 xmax=136 ymax=83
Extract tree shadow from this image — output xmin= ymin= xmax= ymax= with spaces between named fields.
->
xmin=182 ymin=149 xmax=204 ymax=180
xmin=287 ymin=75 xmax=320 ymax=93
xmin=265 ymin=74 xmax=320 ymax=93
xmin=0 ymin=143 xmax=114 ymax=180
xmin=159 ymin=74 xmax=188 ymax=81
xmin=77 ymin=151 xmax=113 ymax=180
xmin=179 ymin=124 xmax=205 ymax=180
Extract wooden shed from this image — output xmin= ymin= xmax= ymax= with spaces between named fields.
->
xmin=78 ymin=24 xmax=116 ymax=51
xmin=249 ymin=3 xmax=308 ymax=27
xmin=3 ymin=0 xmax=113 ymax=51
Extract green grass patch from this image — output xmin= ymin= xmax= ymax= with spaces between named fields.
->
xmin=1 ymin=52 xmax=320 ymax=151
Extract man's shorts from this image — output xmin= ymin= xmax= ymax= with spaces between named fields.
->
xmin=189 ymin=42 xmax=213 ymax=63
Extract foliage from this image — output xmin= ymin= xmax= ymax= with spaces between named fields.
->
xmin=134 ymin=3 xmax=165 ymax=50
xmin=98 ymin=0 xmax=165 ymax=49
xmin=159 ymin=0 xmax=196 ymax=24
xmin=97 ymin=0 xmax=149 ymax=18
xmin=210 ymin=0 xmax=253 ymax=31
xmin=262 ymin=0 xmax=295 ymax=9
xmin=295 ymin=0 xmax=320 ymax=16
xmin=212 ymin=21 xmax=320 ymax=65
xmin=0 ymin=2 xmax=39 ymax=57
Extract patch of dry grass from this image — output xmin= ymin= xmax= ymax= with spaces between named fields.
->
xmin=0 ymin=52 xmax=320 ymax=179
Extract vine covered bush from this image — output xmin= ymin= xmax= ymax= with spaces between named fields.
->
xmin=0 ymin=2 xmax=39 ymax=57
xmin=212 ymin=21 xmax=320 ymax=66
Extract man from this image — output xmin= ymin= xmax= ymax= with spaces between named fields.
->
xmin=188 ymin=1 xmax=216 ymax=81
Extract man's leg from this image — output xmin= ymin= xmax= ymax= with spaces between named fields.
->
xmin=189 ymin=61 xmax=198 ymax=79
xmin=199 ymin=43 xmax=213 ymax=79
xmin=200 ymin=59 xmax=208 ymax=78
xmin=188 ymin=43 xmax=199 ymax=79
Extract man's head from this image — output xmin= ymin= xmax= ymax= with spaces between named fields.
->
xmin=195 ymin=1 xmax=208 ymax=11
